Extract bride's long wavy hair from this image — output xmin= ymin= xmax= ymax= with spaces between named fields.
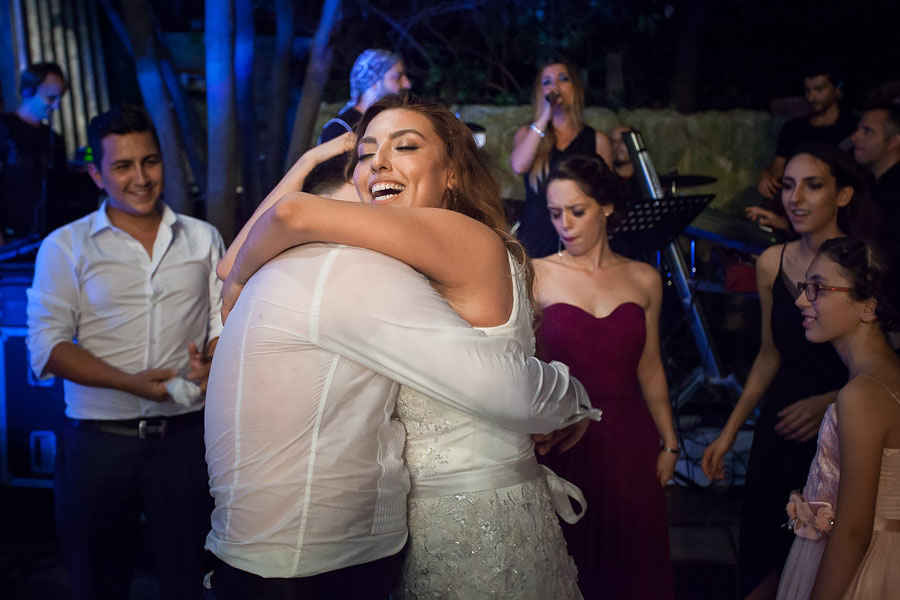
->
xmin=348 ymin=93 xmax=538 ymax=315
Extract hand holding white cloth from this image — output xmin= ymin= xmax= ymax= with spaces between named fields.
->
xmin=166 ymin=377 xmax=203 ymax=407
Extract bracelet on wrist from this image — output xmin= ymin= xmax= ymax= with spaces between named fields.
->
xmin=661 ymin=445 xmax=679 ymax=455
xmin=529 ymin=123 xmax=546 ymax=138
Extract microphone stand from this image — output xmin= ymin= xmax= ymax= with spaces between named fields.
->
xmin=622 ymin=130 xmax=742 ymax=407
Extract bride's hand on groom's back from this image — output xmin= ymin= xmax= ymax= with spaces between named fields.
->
xmin=533 ymin=418 xmax=590 ymax=455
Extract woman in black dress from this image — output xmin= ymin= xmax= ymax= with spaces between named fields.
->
xmin=510 ymin=60 xmax=613 ymax=258
xmin=701 ymin=143 xmax=876 ymax=599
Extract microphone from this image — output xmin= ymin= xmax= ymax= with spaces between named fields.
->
xmin=622 ymin=130 xmax=664 ymax=200
xmin=544 ymin=91 xmax=561 ymax=105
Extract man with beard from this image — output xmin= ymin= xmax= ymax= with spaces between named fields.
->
xmin=750 ymin=66 xmax=856 ymax=230
xmin=318 ymin=49 xmax=411 ymax=144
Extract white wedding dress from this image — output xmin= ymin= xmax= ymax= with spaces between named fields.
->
xmin=394 ymin=253 xmax=583 ymax=600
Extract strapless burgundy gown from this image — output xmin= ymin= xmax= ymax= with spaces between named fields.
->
xmin=537 ymin=302 xmax=674 ymax=600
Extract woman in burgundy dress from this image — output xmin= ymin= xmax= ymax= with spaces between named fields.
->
xmin=534 ymin=155 xmax=677 ymax=600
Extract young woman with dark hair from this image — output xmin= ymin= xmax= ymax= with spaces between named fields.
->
xmin=702 ymin=142 xmax=878 ymax=599
xmin=532 ymin=154 xmax=676 ymax=600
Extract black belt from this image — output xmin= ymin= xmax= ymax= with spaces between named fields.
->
xmin=70 ymin=410 xmax=204 ymax=439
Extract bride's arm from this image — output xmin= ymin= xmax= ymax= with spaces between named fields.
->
xmin=226 ymin=194 xmax=512 ymax=326
xmin=217 ymin=132 xmax=356 ymax=280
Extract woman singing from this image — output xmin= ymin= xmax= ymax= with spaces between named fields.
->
xmin=510 ymin=60 xmax=613 ymax=258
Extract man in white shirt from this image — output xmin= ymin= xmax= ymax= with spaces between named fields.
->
xmin=204 ymin=237 xmax=596 ymax=598
xmin=26 ymin=105 xmax=224 ymax=600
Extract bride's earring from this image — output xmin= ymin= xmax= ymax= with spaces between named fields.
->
xmin=557 ymin=238 xmax=564 ymax=257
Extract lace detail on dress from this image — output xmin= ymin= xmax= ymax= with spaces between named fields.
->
xmin=802 ymin=404 xmax=840 ymax=507
xmin=396 ymin=385 xmax=462 ymax=480
xmin=394 ymin=477 xmax=582 ymax=600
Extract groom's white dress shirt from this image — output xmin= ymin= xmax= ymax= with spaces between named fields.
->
xmin=205 ymin=244 xmax=594 ymax=578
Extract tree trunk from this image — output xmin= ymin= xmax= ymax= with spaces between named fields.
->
xmin=119 ymin=0 xmax=192 ymax=215
xmin=205 ymin=0 xmax=240 ymax=242
xmin=285 ymin=0 xmax=342 ymax=168
xmin=235 ymin=0 xmax=260 ymax=220
xmin=263 ymin=0 xmax=296 ymax=192
xmin=154 ymin=21 xmax=208 ymax=195
xmin=669 ymin=0 xmax=711 ymax=113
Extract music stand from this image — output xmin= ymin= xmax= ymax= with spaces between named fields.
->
xmin=609 ymin=194 xmax=714 ymax=257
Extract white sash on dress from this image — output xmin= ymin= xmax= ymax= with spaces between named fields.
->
xmin=408 ymin=455 xmax=587 ymax=524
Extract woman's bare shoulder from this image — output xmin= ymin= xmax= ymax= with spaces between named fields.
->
xmin=756 ymin=244 xmax=785 ymax=279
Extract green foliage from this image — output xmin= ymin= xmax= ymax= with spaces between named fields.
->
xmin=325 ymin=0 xmax=680 ymax=107
xmin=318 ymin=0 xmax=900 ymax=110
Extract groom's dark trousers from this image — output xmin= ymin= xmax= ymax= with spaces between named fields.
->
xmin=203 ymin=550 xmax=403 ymax=600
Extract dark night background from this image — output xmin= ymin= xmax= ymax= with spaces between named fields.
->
xmin=1 ymin=1 xmax=898 ymax=598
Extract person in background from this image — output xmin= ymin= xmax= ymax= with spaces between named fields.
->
xmin=608 ymin=124 xmax=643 ymax=205
xmin=534 ymin=154 xmax=676 ymax=600
xmin=774 ymin=237 xmax=900 ymax=600
xmin=750 ymin=66 xmax=856 ymax=231
xmin=318 ymin=49 xmax=411 ymax=144
xmin=510 ymin=59 xmax=613 ymax=258
xmin=851 ymin=104 xmax=900 ymax=350
xmin=852 ymin=105 xmax=900 ymax=228
xmin=609 ymin=124 xmax=634 ymax=181
xmin=26 ymin=105 xmax=223 ymax=600
xmin=702 ymin=143 xmax=876 ymax=600
xmin=0 ymin=62 xmax=67 ymax=242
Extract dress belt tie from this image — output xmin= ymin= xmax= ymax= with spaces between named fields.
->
xmin=408 ymin=456 xmax=587 ymax=524
xmin=873 ymin=517 xmax=900 ymax=532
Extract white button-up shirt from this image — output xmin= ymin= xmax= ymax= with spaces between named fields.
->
xmin=204 ymin=244 xmax=593 ymax=578
xmin=26 ymin=201 xmax=225 ymax=419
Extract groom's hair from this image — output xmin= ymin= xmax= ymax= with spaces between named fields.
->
xmin=302 ymin=151 xmax=353 ymax=197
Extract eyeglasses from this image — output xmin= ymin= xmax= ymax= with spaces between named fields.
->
xmin=796 ymin=281 xmax=853 ymax=302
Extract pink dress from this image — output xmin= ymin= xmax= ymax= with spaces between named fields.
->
xmin=777 ymin=378 xmax=900 ymax=600
xmin=775 ymin=403 xmax=840 ymax=600
xmin=842 ymin=381 xmax=900 ymax=599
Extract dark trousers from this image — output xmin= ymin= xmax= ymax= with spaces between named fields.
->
xmin=205 ymin=551 xmax=404 ymax=600
xmin=54 ymin=418 xmax=212 ymax=600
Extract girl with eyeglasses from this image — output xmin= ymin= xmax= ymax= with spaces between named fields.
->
xmin=775 ymin=237 xmax=900 ymax=599
xmin=701 ymin=142 xmax=877 ymax=599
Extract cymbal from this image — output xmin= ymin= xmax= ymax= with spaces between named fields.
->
xmin=659 ymin=174 xmax=717 ymax=188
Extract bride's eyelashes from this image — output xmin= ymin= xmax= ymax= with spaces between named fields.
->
xmin=356 ymin=144 xmax=418 ymax=161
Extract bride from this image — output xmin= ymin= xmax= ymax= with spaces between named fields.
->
xmin=219 ymin=93 xmax=597 ymax=598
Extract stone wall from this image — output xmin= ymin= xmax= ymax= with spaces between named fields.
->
xmin=315 ymin=103 xmax=783 ymax=215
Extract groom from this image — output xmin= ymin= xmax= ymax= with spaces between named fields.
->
xmin=204 ymin=171 xmax=596 ymax=599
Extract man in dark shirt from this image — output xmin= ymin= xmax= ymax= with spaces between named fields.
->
xmin=318 ymin=49 xmax=411 ymax=144
xmin=852 ymin=105 xmax=900 ymax=224
xmin=608 ymin=124 xmax=642 ymax=205
xmin=750 ymin=67 xmax=856 ymax=230
xmin=852 ymin=104 xmax=900 ymax=350
xmin=0 ymin=63 xmax=68 ymax=243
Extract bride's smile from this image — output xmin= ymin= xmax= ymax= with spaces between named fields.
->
xmin=354 ymin=108 xmax=454 ymax=209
